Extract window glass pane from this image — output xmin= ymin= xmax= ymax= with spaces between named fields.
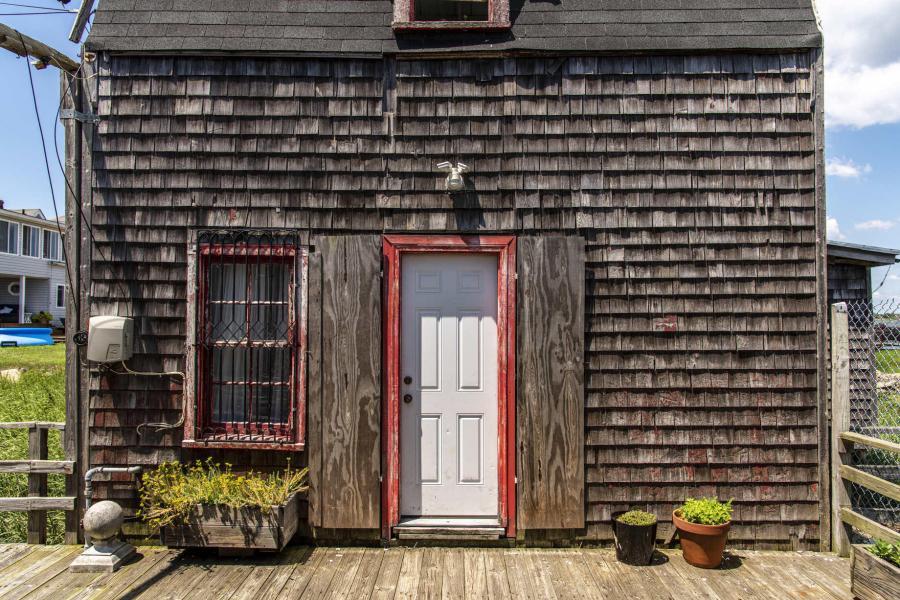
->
xmin=43 ymin=231 xmax=59 ymax=260
xmin=212 ymin=383 xmax=247 ymax=423
xmin=9 ymin=223 xmax=17 ymax=254
xmin=57 ymin=285 xmax=65 ymax=308
xmin=252 ymin=263 xmax=289 ymax=301
xmin=0 ymin=222 xmax=8 ymax=253
xmin=209 ymin=262 xmax=248 ymax=302
xmin=415 ymin=0 xmax=488 ymax=21
xmin=22 ymin=226 xmax=39 ymax=257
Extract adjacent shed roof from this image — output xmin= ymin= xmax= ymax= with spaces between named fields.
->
xmin=828 ymin=241 xmax=900 ymax=267
xmin=85 ymin=1 xmax=822 ymax=55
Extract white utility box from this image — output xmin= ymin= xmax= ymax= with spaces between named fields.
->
xmin=87 ymin=316 xmax=133 ymax=363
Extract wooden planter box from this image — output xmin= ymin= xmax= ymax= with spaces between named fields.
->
xmin=851 ymin=544 xmax=900 ymax=600
xmin=161 ymin=493 xmax=299 ymax=552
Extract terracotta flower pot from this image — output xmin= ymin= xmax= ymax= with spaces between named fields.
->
xmin=673 ymin=509 xmax=730 ymax=569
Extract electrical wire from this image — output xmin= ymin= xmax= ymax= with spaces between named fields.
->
xmin=0 ymin=2 xmax=72 ymax=10
xmin=107 ymin=361 xmax=186 ymax=436
xmin=51 ymin=57 xmax=133 ymax=318
xmin=873 ymin=263 xmax=895 ymax=294
xmin=0 ymin=11 xmax=72 ymax=15
xmin=16 ymin=31 xmax=77 ymax=316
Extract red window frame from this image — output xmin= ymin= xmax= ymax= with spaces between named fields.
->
xmin=381 ymin=234 xmax=517 ymax=539
xmin=392 ymin=0 xmax=511 ymax=30
xmin=183 ymin=242 xmax=308 ymax=451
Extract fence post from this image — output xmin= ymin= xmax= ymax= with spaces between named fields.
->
xmin=27 ymin=425 xmax=48 ymax=544
xmin=830 ymin=302 xmax=852 ymax=557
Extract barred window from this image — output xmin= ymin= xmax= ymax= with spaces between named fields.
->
xmin=192 ymin=232 xmax=307 ymax=448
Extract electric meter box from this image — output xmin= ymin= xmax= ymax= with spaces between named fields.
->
xmin=87 ymin=316 xmax=134 ymax=363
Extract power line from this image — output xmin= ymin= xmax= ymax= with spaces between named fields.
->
xmin=0 ymin=11 xmax=72 ymax=16
xmin=0 ymin=2 xmax=72 ymax=10
xmin=51 ymin=61 xmax=133 ymax=318
xmin=15 ymin=30 xmax=77 ymax=315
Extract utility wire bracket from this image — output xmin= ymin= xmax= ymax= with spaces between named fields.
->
xmin=60 ymin=109 xmax=100 ymax=124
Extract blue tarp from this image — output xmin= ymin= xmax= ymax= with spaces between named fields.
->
xmin=0 ymin=328 xmax=53 ymax=347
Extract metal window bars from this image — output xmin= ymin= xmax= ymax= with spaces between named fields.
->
xmin=194 ymin=230 xmax=306 ymax=445
xmin=845 ymin=298 xmax=900 ymax=539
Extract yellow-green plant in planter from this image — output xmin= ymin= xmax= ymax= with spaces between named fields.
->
xmin=673 ymin=497 xmax=732 ymax=568
xmin=613 ymin=510 xmax=658 ymax=565
xmin=139 ymin=459 xmax=308 ymax=552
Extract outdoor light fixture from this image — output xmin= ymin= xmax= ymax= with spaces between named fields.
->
xmin=437 ymin=161 xmax=469 ymax=192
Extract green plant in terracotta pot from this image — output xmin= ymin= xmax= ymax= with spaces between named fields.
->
xmin=613 ymin=509 xmax=657 ymax=565
xmin=673 ymin=497 xmax=732 ymax=568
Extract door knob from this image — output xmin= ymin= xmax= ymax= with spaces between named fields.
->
xmin=403 ymin=394 xmax=413 ymax=404
xmin=403 ymin=376 xmax=412 ymax=385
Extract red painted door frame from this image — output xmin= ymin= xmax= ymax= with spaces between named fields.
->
xmin=382 ymin=234 xmax=517 ymax=539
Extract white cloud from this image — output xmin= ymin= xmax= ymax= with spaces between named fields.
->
xmin=854 ymin=219 xmax=896 ymax=231
xmin=827 ymin=217 xmax=846 ymax=240
xmin=826 ymin=158 xmax=872 ymax=178
xmin=817 ymin=0 xmax=900 ymax=128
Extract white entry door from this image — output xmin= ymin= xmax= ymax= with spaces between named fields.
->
xmin=400 ymin=253 xmax=499 ymax=518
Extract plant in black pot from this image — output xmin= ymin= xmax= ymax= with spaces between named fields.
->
xmin=613 ymin=509 xmax=658 ymax=565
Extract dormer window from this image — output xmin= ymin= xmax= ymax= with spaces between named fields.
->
xmin=393 ymin=0 xmax=510 ymax=30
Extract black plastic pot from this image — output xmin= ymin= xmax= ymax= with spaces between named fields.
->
xmin=613 ymin=513 xmax=657 ymax=566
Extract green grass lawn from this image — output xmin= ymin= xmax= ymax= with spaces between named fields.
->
xmin=876 ymin=349 xmax=900 ymax=374
xmin=0 ymin=344 xmax=66 ymax=543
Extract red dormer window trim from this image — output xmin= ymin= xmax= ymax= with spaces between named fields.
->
xmin=393 ymin=0 xmax=511 ymax=31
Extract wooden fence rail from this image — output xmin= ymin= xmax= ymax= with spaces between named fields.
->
xmin=0 ymin=421 xmax=76 ymax=544
xmin=830 ymin=303 xmax=900 ymax=556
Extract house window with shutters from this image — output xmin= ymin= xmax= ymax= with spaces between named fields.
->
xmin=185 ymin=231 xmax=308 ymax=451
xmin=393 ymin=0 xmax=510 ymax=30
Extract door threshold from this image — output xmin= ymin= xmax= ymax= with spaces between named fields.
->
xmin=395 ymin=517 xmax=504 ymax=541
xmin=398 ymin=517 xmax=501 ymax=528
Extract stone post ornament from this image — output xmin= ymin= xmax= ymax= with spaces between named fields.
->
xmin=69 ymin=500 xmax=137 ymax=573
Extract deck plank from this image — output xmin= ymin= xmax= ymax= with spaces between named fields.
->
xmin=416 ymin=547 xmax=443 ymax=600
xmin=296 ymin=547 xmax=343 ymax=600
xmin=462 ymin=549 xmax=489 ymax=600
xmin=0 ymin=546 xmax=74 ymax=597
xmin=257 ymin=546 xmax=321 ymax=600
xmin=483 ymin=548 xmax=512 ymax=600
xmin=64 ymin=548 xmax=175 ymax=600
xmin=369 ymin=548 xmax=404 ymax=600
xmin=1 ymin=546 xmax=85 ymax=600
xmin=321 ymin=548 xmax=366 ymax=600
xmin=394 ymin=547 xmax=423 ymax=600
xmin=439 ymin=548 xmax=464 ymax=600
xmin=0 ymin=545 xmax=854 ymax=600
xmin=516 ymin=550 xmax=558 ymax=600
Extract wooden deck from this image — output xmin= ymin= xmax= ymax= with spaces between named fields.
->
xmin=0 ymin=544 xmax=851 ymax=600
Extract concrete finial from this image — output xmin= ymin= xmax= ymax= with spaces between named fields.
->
xmin=82 ymin=500 xmax=124 ymax=542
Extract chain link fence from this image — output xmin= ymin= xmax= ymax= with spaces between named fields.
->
xmin=846 ymin=298 xmax=900 ymax=538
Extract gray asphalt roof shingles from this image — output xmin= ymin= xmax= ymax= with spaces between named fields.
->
xmin=86 ymin=0 xmax=822 ymax=54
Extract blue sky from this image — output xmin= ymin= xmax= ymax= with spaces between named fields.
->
xmin=0 ymin=2 xmax=898 ymax=302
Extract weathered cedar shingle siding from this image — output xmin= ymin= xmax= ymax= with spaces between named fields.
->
xmin=86 ymin=51 xmax=820 ymax=547
xmin=86 ymin=0 xmax=822 ymax=54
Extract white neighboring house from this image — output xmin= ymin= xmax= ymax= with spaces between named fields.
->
xmin=0 ymin=203 xmax=68 ymax=326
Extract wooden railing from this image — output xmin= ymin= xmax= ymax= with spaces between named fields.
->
xmin=830 ymin=303 xmax=900 ymax=556
xmin=0 ymin=421 xmax=76 ymax=544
